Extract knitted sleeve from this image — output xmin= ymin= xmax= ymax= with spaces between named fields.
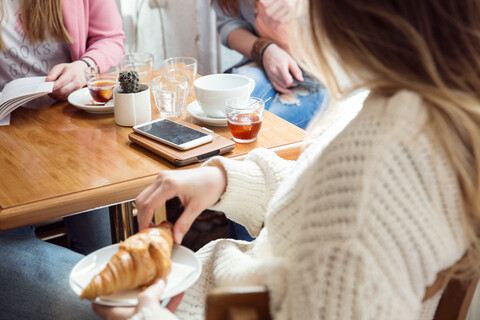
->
xmin=204 ymin=148 xmax=295 ymax=238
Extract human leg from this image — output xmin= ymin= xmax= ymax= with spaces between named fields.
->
xmin=267 ymin=85 xmax=327 ymax=130
xmin=232 ymin=62 xmax=327 ymax=130
xmin=63 ymin=207 xmax=112 ymax=255
xmin=231 ymin=62 xmax=277 ymax=103
xmin=0 ymin=229 xmax=99 ymax=320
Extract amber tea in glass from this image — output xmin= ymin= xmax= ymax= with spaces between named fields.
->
xmin=88 ymin=80 xmax=116 ymax=103
xmin=84 ymin=65 xmax=118 ymax=104
xmin=225 ymin=97 xmax=265 ymax=143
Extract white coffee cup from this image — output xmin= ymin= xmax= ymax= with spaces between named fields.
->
xmin=113 ymin=84 xmax=152 ymax=127
xmin=194 ymin=74 xmax=255 ymax=118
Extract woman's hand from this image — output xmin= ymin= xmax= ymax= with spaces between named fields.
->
xmin=262 ymin=44 xmax=303 ymax=93
xmin=257 ymin=0 xmax=293 ymax=30
xmin=46 ymin=60 xmax=88 ymax=101
xmin=135 ymin=166 xmax=227 ymax=244
xmin=92 ymin=279 xmax=184 ymax=320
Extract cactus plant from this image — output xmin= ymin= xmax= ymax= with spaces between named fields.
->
xmin=118 ymin=70 xmax=140 ymax=93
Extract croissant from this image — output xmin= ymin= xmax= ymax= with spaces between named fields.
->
xmin=80 ymin=221 xmax=174 ymax=300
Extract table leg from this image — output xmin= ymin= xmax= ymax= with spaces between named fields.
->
xmin=109 ymin=202 xmax=167 ymax=243
xmin=109 ymin=202 xmax=137 ymax=243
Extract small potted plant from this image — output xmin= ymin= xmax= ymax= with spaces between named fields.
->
xmin=113 ymin=70 xmax=151 ymax=127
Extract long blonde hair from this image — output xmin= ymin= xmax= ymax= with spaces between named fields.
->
xmin=295 ymin=0 xmax=480 ymax=278
xmin=0 ymin=0 xmax=72 ymax=51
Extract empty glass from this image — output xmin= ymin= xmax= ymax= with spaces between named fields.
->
xmin=225 ymin=97 xmax=265 ymax=143
xmin=84 ymin=64 xmax=118 ymax=104
xmin=151 ymin=75 xmax=189 ymax=118
xmin=163 ymin=57 xmax=197 ymax=94
xmin=121 ymin=52 xmax=154 ymax=84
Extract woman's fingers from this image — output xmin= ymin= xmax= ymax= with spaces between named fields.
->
xmin=166 ymin=293 xmax=184 ymax=313
xmin=172 ymin=200 xmax=203 ymax=244
xmin=289 ymin=60 xmax=304 ymax=83
xmin=46 ymin=63 xmax=65 ymax=82
xmin=136 ymin=280 xmax=166 ymax=310
xmin=136 ymin=167 xmax=227 ymax=236
xmin=136 ymin=174 xmax=179 ymax=230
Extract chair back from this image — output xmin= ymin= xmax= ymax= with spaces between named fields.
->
xmin=205 ymin=286 xmax=271 ymax=320
xmin=205 ymin=277 xmax=479 ymax=320
xmin=433 ymin=276 xmax=479 ymax=320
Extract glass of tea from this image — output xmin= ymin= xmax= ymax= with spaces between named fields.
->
xmin=84 ymin=65 xmax=119 ymax=104
xmin=225 ymin=97 xmax=265 ymax=143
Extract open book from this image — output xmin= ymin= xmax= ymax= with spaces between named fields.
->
xmin=0 ymin=76 xmax=54 ymax=121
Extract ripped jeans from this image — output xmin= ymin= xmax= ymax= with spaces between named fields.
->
xmin=231 ymin=62 xmax=327 ymax=130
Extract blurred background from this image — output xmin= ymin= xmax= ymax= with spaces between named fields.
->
xmin=116 ymin=0 xmax=241 ymax=75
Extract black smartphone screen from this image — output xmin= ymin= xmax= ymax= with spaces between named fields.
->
xmin=135 ymin=119 xmax=208 ymax=145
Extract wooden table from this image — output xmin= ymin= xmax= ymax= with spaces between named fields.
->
xmin=0 ymin=87 xmax=305 ymax=235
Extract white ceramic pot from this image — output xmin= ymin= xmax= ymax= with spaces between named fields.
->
xmin=113 ymin=84 xmax=152 ymax=127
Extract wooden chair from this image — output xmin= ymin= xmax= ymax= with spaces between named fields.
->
xmin=206 ymin=286 xmax=271 ymax=320
xmin=205 ymin=277 xmax=479 ymax=320
xmin=433 ymin=276 xmax=479 ymax=320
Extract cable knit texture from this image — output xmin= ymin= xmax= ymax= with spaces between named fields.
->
xmin=132 ymin=90 xmax=467 ymax=319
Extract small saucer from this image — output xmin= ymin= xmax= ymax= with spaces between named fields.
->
xmin=68 ymin=87 xmax=114 ymax=114
xmin=186 ymin=101 xmax=227 ymax=127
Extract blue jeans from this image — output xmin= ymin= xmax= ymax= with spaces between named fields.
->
xmin=0 ymin=208 xmax=111 ymax=319
xmin=63 ymin=207 xmax=112 ymax=255
xmin=229 ymin=62 xmax=327 ymax=240
xmin=231 ymin=62 xmax=327 ymax=130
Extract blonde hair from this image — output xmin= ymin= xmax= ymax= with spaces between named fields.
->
xmin=0 ymin=0 xmax=72 ymax=51
xmin=294 ymin=0 xmax=480 ymax=279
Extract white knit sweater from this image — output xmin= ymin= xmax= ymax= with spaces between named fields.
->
xmin=131 ymin=90 xmax=467 ymax=320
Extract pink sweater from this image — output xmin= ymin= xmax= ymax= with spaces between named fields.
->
xmin=62 ymin=0 xmax=125 ymax=70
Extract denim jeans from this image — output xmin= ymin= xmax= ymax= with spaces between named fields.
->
xmin=63 ymin=207 xmax=112 ymax=255
xmin=228 ymin=62 xmax=327 ymax=240
xmin=0 ymin=208 xmax=111 ymax=319
xmin=231 ymin=62 xmax=327 ymax=130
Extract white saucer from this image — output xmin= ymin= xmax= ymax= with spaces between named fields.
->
xmin=186 ymin=101 xmax=227 ymax=127
xmin=68 ymin=87 xmax=114 ymax=114
xmin=69 ymin=243 xmax=201 ymax=307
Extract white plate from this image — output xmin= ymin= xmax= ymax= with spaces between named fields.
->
xmin=186 ymin=101 xmax=227 ymax=127
xmin=69 ymin=243 xmax=201 ymax=306
xmin=67 ymin=87 xmax=114 ymax=114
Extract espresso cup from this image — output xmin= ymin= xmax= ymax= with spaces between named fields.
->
xmin=194 ymin=74 xmax=255 ymax=118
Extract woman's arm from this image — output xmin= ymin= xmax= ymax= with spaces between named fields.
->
xmin=204 ymin=148 xmax=295 ymax=238
xmin=225 ymin=19 xmax=303 ymax=94
xmin=47 ymin=0 xmax=125 ymax=100
xmin=81 ymin=0 xmax=125 ymax=67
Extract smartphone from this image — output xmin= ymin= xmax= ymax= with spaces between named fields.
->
xmin=133 ymin=119 xmax=213 ymax=150
xmin=291 ymin=70 xmax=323 ymax=88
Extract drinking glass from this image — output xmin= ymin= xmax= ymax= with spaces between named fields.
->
xmin=163 ymin=57 xmax=197 ymax=94
xmin=151 ymin=75 xmax=189 ymax=118
xmin=84 ymin=65 xmax=119 ymax=104
xmin=121 ymin=52 xmax=154 ymax=84
xmin=225 ymin=97 xmax=265 ymax=143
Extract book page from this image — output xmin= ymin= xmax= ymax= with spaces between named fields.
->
xmin=0 ymin=114 xmax=10 ymax=126
xmin=0 ymin=76 xmax=54 ymax=121
xmin=1 ymin=76 xmax=54 ymax=103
